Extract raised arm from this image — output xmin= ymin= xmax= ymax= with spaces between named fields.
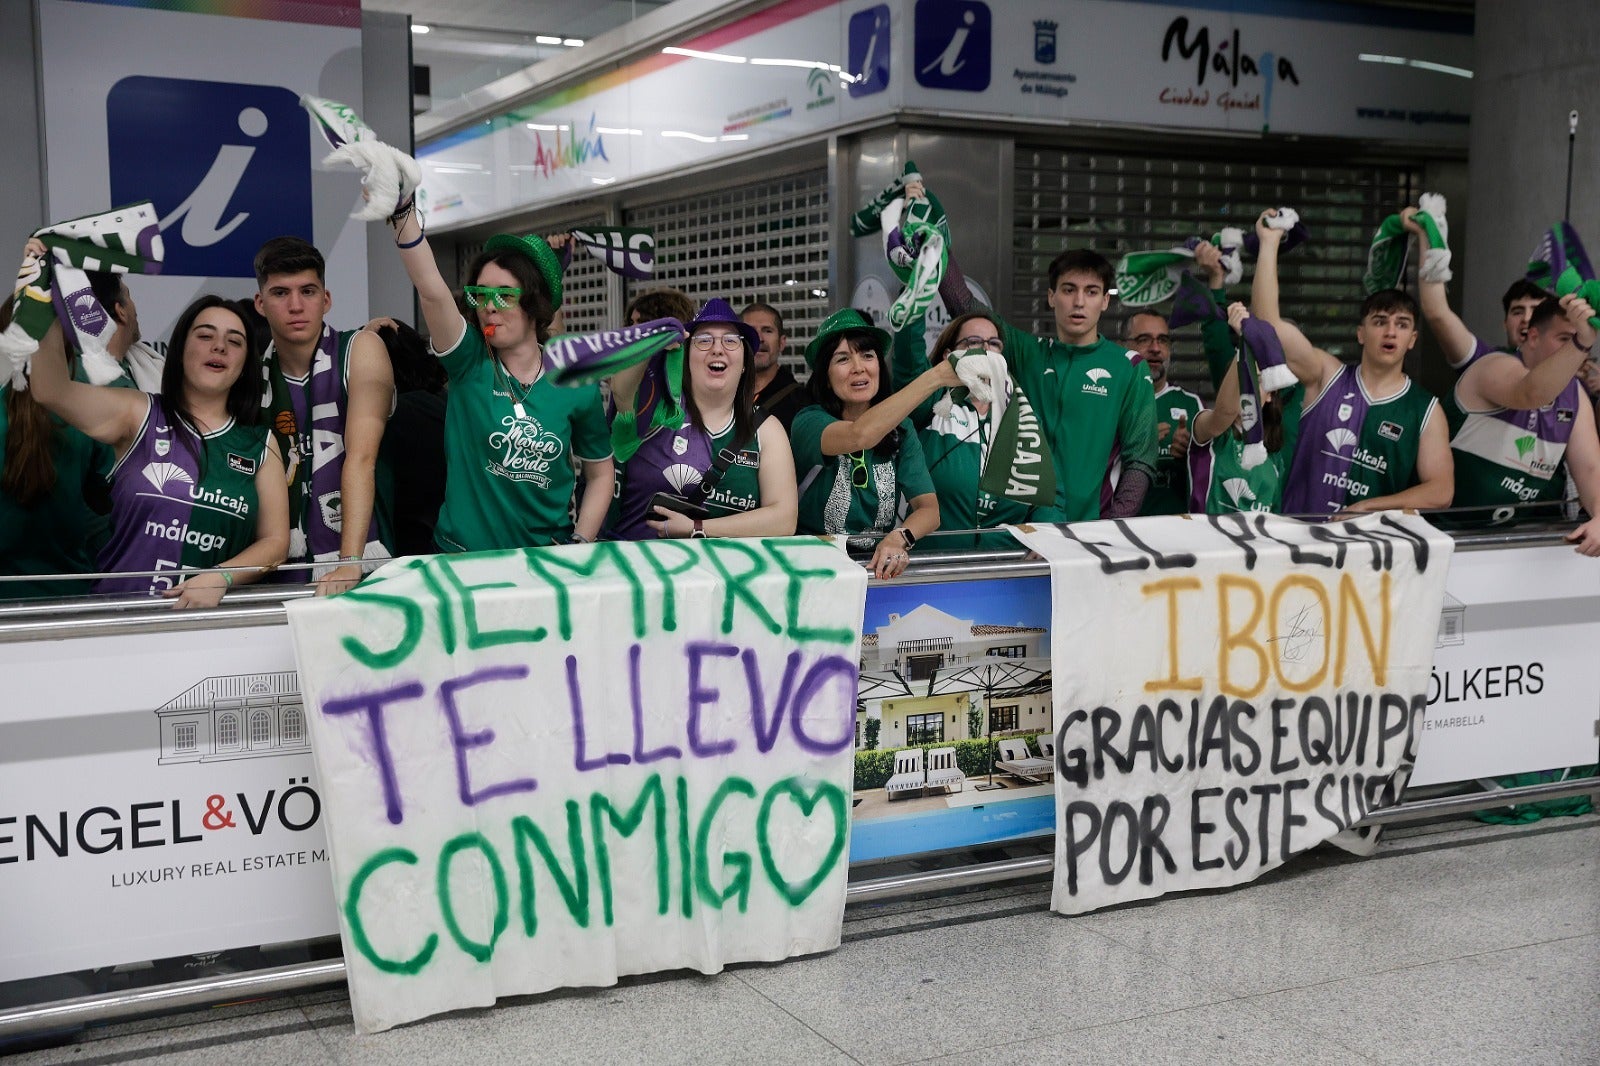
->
xmin=1466 ymin=292 xmax=1598 ymax=411
xmin=316 ymin=330 xmax=395 ymax=596
xmin=389 ymin=211 xmax=465 ymax=353
xmin=1192 ymin=304 xmax=1248 ymax=445
xmin=817 ymin=359 xmax=960 ymax=456
xmin=608 ymin=356 xmax=655 ymax=417
xmin=1250 ymin=210 xmax=1340 ymax=396
xmin=27 ymin=320 xmax=145 ymax=450
xmin=890 ymin=319 xmax=940 ymax=428
xmin=1402 ymin=206 xmax=1477 ymax=367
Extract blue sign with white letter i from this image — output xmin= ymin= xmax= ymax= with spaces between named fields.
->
xmin=107 ymin=76 xmax=312 ymax=278
xmin=848 ymin=5 xmax=892 ymax=97
xmin=913 ymin=0 xmax=991 ymax=92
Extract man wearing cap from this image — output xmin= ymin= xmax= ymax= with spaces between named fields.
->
xmin=741 ymin=301 xmax=808 ymax=432
xmin=252 ymin=236 xmax=394 ymax=594
xmin=381 ymin=215 xmax=613 ymax=551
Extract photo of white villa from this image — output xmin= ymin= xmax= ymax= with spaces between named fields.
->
xmin=853 ymin=582 xmax=1059 ymax=822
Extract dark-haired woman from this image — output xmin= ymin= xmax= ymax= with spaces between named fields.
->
xmin=388 ymin=215 xmax=614 ymax=550
xmin=0 ymin=294 xmax=112 ymax=599
xmin=791 ymin=309 xmax=952 ymax=578
xmin=608 ymin=298 xmax=796 ymax=540
xmin=891 ymin=311 xmax=1069 ymax=548
xmin=27 ymin=297 xmax=289 ymax=606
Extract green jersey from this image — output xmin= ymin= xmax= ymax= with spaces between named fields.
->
xmin=1442 ymin=355 xmax=1583 ymax=520
xmin=1203 ymin=286 xmax=1304 ymax=464
xmin=993 ymin=323 xmax=1158 ymax=522
xmin=0 ymin=385 xmax=109 ymax=599
xmin=890 ymin=321 xmax=1066 ymax=549
xmin=432 ymin=322 xmax=612 ymax=551
xmin=1188 ymin=427 xmax=1289 ymax=514
xmin=1142 ymin=383 xmax=1204 ymax=515
xmin=791 ymin=407 xmax=935 ymax=536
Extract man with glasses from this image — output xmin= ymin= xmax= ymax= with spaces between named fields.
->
xmin=252 ymin=236 xmax=394 ymax=593
xmin=1127 ymin=311 xmax=1203 ymax=515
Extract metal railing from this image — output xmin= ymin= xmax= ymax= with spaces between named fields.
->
xmin=2 ymin=520 xmax=1595 ymax=1040
xmin=3 ymin=774 xmax=1594 ymax=1041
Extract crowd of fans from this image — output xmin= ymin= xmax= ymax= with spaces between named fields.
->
xmin=4 ymin=173 xmax=1599 ymax=607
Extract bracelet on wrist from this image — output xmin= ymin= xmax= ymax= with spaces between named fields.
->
xmin=221 ymin=570 xmax=234 ymax=587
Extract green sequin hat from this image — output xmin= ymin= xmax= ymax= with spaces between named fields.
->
xmin=804 ymin=307 xmax=891 ymax=373
xmin=482 ymin=232 xmax=564 ymax=310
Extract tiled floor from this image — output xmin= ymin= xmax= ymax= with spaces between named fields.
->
xmin=8 ymin=814 xmax=1596 ymax=1065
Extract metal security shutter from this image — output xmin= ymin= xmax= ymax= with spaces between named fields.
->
xmin=1013 ymin=148 xmax=1421 ymax=396
xmin=624 ymin=169 xmax=830 ymax=378
xmin=454 ymin=214 xmax=613 ymax=337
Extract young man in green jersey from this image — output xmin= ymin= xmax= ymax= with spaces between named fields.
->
xmin=947 ymin=247 xmax=1158 ymax=520
xmin=1442 ymin=293 xmax=1600 ymax=551
xmin=1253 ymin=211 xmax=1454 ymax=516
xmin=1128 ymin=308 xmax=1203 ymax=515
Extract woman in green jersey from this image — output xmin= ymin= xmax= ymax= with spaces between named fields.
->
xmin=0 ymin=293 xmax=112 ymax=599
xmin=791 ymin=308 xmax=953 ymax=578
xmin=386 ymin=210 xmax=615 ymax=551
xmin=890 ymin=311 xmax=1069 ymax=548
xmin=1187 ymin=303 xmax=1293 ymax=514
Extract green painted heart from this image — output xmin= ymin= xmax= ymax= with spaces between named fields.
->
xmin=756 ymin=777 xmax=848 ymax=908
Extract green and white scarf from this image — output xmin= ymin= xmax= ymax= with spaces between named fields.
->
xmin=1365 ymin=195 xmax=1447 ymax=294
xmin=0 ymin=202 xmax=164 ymax=390
xmin=936 ymin=350 xmax=1057 ymax=507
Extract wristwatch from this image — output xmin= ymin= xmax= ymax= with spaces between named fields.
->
xmin=691 ymin=518 xmax=707 ymax=539
xmin=897 ymin=526 xmax=917 ymax=550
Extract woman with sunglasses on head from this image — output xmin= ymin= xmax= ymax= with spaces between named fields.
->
xmin=606 ymin=299 xmax=797 ymax=541
xmin=890 ymin=311 xmax=1070 ymax=549
xmin=791 ymin=309 xmax=956 ymax=579
xmin=386 ymin=214 xmax=614 ymax=550
xmin=27 ymin=297 xmax=289 ymax=607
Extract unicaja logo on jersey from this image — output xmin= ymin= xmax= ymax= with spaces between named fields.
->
xmin=1222 ymin=478 xmax=1257 ymax=506
xmin=142 ymin=462 xmax=195 ymax=492
xmin=107 ymin=77 xmax=311 ymax=278
xmin=1324 ymin=427 xmax=1358 ymax=453
xmin=1082 ymin=367 xmax=1111 ymax=395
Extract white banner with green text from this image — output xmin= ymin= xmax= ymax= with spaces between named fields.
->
xmin=286 ymin=538 xmax=867 ymax=1032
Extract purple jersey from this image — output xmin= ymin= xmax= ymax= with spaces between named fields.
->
xmin=97 ymin=396 xmax=269 ymax=596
